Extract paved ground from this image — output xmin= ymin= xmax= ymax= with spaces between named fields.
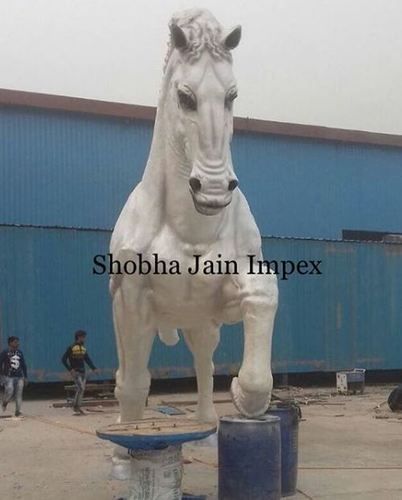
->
xmin=0 ymin=384 xmax=402 ymax=499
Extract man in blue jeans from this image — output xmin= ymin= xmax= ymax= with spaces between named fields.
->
xmin=62 ymin=330 xmax=97 ymax=415
xmin=0 ymin=336 xmax=28 ymax=417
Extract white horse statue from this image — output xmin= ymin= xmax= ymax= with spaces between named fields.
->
xmin=110 ymin=8 xmax=278 ymax=424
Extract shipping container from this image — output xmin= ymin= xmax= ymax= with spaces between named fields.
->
xmin=1 ymin=92 xmax=401 ymax=381
xmin=0 ymin=225 xmax=401 ymax=382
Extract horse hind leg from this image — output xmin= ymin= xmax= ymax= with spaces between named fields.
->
xmin=183 ymin=326 xmax=220 ymax=424
xmin=112 ymin=277 xmax=155 ymax=422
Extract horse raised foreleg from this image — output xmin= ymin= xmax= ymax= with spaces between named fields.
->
xmin=183 ymin=326 xmax=220 ymax=423
xmin=231 ymin=271 xmax=278 ymax=417
xmin=112 ymin=276 xmax=155 ymax=422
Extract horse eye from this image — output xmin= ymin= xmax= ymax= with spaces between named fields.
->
xmin=178 ymin=90 xmax=197 ymax=111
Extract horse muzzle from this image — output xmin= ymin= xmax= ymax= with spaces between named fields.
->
xmin=190 ymin=191 xmax=233 ymax=215
xmin=188 ymin=172 xmax=238 ymax=215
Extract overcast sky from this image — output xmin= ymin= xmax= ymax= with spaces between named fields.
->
xmin=0 ymin=0 xmax=401 ymax=134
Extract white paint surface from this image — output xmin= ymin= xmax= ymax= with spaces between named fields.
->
xmin=0 ymin=0 xmax=401 ymax=133
xmin=110 ymin=10 xmax=278 ymax=423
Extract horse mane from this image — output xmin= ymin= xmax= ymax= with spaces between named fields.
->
xmin=164 ymin=8 xmax=232 ymax=72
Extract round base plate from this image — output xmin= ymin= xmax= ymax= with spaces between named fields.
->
xmin=96 ymin=417 xmax=217 ymax=450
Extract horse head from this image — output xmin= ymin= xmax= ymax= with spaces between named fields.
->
xmin=164 ymin=9 xmax=241 ymax=216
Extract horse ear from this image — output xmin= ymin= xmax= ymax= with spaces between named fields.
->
xmin=170 ymin=23 xmax=188 ymax=50
xmin=223 ymin=25 xmax=242 ymax=50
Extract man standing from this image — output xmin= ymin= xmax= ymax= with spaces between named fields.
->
xmin=0 ymin=336 xmax=28 ymax=417
xmin=61 ymin=330 xmax=97 ymax=415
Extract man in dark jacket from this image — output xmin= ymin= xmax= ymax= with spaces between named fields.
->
xmin=62 ymin=330 xmax=97 ymax=415
xmin=0 ymin=336 xmax=28 ymax=417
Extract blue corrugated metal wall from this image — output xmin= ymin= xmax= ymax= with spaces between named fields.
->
xmin=1 ymin=106 xmax=402 ymax=239
xmin=1 ymin=105 xmax=401 ymax=380
xmin=1 ymin=225 xmax=401 ymax=382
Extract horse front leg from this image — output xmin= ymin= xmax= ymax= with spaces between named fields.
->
xmin=112 ymin=276 xmax=155 ymax=422
xmin=231 ymin=270 xmax=278 ymax=417
xmin=183 ymin=325 xmax=220 ymax=423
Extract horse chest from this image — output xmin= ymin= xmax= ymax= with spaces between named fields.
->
xmin=149 ymin=252 xmax=226 ymax=302
xmin=148 ymin=230 xmax=231 ymax=315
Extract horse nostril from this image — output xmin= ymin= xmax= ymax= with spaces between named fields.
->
xmin=228 ymin=179 xmax=239 ymax=191
xmin=189 ymin=177 xmax=202 ymax=193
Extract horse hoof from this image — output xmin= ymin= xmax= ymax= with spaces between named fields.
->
xmin=230 ymin=377 xmax=271 ymax=418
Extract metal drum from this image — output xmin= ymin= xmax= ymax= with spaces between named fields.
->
xmin=218 ymin=415 xmax=281 ymax=500
xmin=266 ymin=404 xmax=300 ymax=497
